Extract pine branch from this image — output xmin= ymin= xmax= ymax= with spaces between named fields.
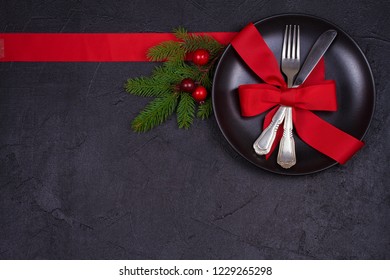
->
xmin=147 ymin=41 xmax=185 ymax=62
xmin=197 ymin=70 xmax=212 ymax=90
xmin=151 ymin=66 xmax=179 ymax=83
xmin=151 ymin=62 xmax=198 ymax=86
xmin=197 ymin=98 xmax=213 ymax=119
xmin=177 ymin=93 xmax=195 ymax=129
xmin=132 ymin=94 xmax=178 ymax=132
xmin=125 ymin=77 xmax=171 ymax=97
xmin=174 ymin=26 xmax=224 ymax=58
xmin=165 ymin=60 xmax=199 ymax=80
xmin=173 ymin=26 xmax=189 ymax=41
xmin=183 ymin=34 xmax=224 ymax=57
xmin=126 ymin=26 xmax=228 ymax=132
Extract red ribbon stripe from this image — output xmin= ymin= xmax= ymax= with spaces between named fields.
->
xmin=0 ymin=32 xmax=236 ymax=62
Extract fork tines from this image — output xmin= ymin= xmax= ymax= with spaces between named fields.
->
xmin=282 ymin=25 xmax=300 ymax=60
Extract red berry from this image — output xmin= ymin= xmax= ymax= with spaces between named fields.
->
xmin=192 ymin=49 xmax=210 ymax=66
xmin=192 ymin=86 xmax=208 ymax=102
xmin=180 ymin=78 xmax=195 ymax=93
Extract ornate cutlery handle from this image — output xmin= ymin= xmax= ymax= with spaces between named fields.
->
xmin=253 ymin=106 xmax=287 ymax=155
xmin=277 ymin=107 xmax=296 ymax=168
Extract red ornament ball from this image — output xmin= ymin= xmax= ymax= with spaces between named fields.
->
xmin=192 ymin=86 xmax=208 ymax=102
xmin=180 ymin=78 xmax=195 ymax=93
xmin=192 ymin=49 xmax=210 ymax=66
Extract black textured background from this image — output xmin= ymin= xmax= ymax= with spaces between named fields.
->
xmin=0 ymin=0 xmax=389 ymax=260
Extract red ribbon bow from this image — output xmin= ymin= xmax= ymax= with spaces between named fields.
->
xmin=231 ymin=23 xmax=364 ymax=164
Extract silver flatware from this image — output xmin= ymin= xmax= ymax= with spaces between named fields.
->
xmin=253 ymin=28 xmax=338 ymax=168
xmin=277 ymin=25 xmax=300 ymax=168
xmin=294 ymin=29 xmax=338 ymax=86
xmin=252 ymin=24 xmax=300 ymax=160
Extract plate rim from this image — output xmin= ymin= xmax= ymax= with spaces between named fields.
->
xmin=212 ymin=13 xmax=376 ymax=175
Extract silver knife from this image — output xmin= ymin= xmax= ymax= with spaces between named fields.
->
xmin=294 ymin=29 xmax=337 ymax=86
xmin=253 ymin=29 xmax=338 ymax=156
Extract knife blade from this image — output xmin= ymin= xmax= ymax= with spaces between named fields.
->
xmin=293 ymin=29 xmax=337 ymax=87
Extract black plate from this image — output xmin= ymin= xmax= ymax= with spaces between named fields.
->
xmin=212 ymin=14 xmax=375 ymax=175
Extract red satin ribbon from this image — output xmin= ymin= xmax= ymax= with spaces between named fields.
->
xmin=0 ymin=32 xmax=236 ymax=62
xmin=239 ymin=81 xmax=337 ymax=116
xmin=231 ymin=23 xmax=364 ymax=164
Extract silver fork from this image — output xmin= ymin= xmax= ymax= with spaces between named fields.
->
xmin=277 ymin=25 xmax=300 ymax=168
xmin=252 ymin=25 xmax=299 ymax=169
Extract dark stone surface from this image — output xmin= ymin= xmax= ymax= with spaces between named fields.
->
xmin=0 ymin=0 xmax=389 ymax=259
